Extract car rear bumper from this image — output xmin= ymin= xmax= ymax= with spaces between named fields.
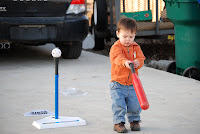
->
xmin=0 ymin=15 xmax=89 ymax=44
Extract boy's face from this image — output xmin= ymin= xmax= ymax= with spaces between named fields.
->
xmin=116 ymin=29 xmax=136 ymax=47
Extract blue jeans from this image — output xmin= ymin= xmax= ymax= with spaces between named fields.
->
xmin=110 ymin=81 xmax=141 ymax=124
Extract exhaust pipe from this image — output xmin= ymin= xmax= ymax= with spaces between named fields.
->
xmin=0 ymin=43 xmax=3 ymax=49
xmin=4 ymin=43 xmax=10 ymax=49
xmin=0 ymin=43 xmax=11 ymax=49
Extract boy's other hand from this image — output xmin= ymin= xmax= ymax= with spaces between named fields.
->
xmin=133 ymin=59 xmax=140 ymax=68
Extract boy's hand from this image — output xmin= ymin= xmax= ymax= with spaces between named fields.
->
xmin=133 ymin=59 xmax=140 ymax=68
xmin=124 ymin=60 xmax=132 ymax=69
xmin=125 ymin=60 xmax=140 ymax=69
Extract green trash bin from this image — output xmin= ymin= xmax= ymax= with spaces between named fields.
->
xmin=164 ymin=0 xmax=200 ymax=79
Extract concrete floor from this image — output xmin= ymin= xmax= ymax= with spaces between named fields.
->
xmin=0 ymin=42 xmax=200 ymax=134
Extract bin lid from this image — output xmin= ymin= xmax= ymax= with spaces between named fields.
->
xmin=164 ymin=0 xmax=199 ymax=2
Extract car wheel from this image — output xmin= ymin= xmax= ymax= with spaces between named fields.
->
xmin=58 ymin=42 xmax=82 ymax=59
xmin=182 ymin=66 xmax=200 ymax=80
xmin=93 ymin=0 xmax=107 ymax=31
xmin=91 ymin=16 xmax=105 ymax=50
xmin=92 ymin=0 xmax=107 ymax=50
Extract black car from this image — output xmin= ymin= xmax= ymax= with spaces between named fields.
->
xmin=0 ymin=0 xmax=89 ymax=59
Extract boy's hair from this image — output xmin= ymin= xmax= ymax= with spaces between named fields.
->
xmin=117 ymin=17 xmax=137 ymax=33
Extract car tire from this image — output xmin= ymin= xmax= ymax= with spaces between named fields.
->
xmin=92 ymin=0 xmax=107 ymax=50
xmin=91 ymin=14 xmax=105 ymax=50
xmin=93 ymin=0 xmax=107 ymax=31
xmin=58 ymin=42 xmax=82 ymax=59
xmin=93 ymin=36 xmax=105 ymax=50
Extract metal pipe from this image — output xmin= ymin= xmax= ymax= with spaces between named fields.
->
xmin=148 ymin=0 xmax=150 ymax=10
xmin=115 ymin=0 xmax=120 ymax=29
xmin=109 ymin=0 xmax=114 ymax=35
xmin=156 ymin=0 xmax=159 ymax=35
xmin=123 ymin=0 xmax=125 ymax=12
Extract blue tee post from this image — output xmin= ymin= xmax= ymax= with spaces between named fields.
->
xmin=51 ymin=48 xmax=62 ymax=119
xmin=54 ymin=58 xmax=59 ymax=119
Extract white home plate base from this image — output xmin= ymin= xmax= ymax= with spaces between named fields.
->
xmin=32 ymin=116 xmax=86 ymax=129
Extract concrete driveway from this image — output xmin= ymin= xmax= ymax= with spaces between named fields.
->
xmin=0 ymin=43 xmax=200 ymax=134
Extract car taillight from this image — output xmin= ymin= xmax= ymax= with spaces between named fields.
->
xmin=71 ymin=0 xmax=85 ymax=4
xmin=66 ymin=0 xmax=86 ymax=14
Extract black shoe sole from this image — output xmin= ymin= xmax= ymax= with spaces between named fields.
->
xmin=131 ymin=128 xmax=140 ymax=131
xmin=114 ymin=128 xmax=128 ymax=133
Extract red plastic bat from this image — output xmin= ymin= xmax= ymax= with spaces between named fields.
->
xmin=129 ymin=63 xmax=149 ymax=110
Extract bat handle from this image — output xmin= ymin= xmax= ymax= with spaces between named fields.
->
xmin=129 ymin=63 xmax=135 ymax=73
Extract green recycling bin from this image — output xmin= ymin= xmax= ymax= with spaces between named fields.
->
xmin=164 ymin=0 xmax=200 ymax=79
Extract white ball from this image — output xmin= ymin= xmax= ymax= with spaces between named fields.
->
xmin=51 ymin=48 xmax=62 ymax=58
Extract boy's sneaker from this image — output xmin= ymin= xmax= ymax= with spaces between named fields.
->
xmin=130 ymin=121 xmax=140 ymax=131
xmin=114 ymin=122 xmax=128 ymax=133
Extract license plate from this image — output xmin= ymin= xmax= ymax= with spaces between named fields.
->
xmin=10 ymin=26 xmax=56 ymax=40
